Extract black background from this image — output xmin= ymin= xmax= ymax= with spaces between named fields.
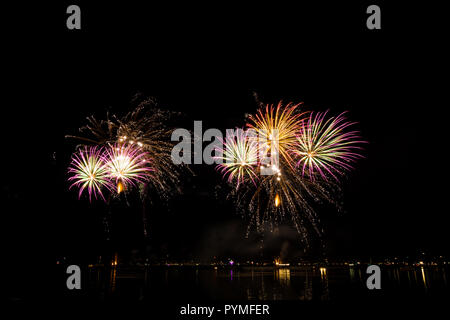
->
xmin=3 ymin=1 xmax=448 ymax=305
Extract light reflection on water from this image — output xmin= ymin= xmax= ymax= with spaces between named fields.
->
xmin=87 ymin=265 xmax=449 ymax=301
xmin=421 ymin=267 xmax=427 ymax=288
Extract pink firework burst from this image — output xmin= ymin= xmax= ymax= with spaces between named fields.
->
xmin=103 ymin=143 xmax=153 ymax=193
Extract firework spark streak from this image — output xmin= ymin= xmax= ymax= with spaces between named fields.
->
xmin=68 ymin=146 xmax=112 ymax=201
xmin=293 ymin=111 xmax=366 ymax=181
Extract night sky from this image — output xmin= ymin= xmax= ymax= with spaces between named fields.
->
xmin=3 ymin=2 xmax=448 ymax=298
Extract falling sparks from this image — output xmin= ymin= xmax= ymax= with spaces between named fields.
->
xmin=65 ymin=97 xmax=194 ymax=240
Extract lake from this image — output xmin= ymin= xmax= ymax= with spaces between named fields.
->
xmin=78 ymin=264 xmax=449 ymax=302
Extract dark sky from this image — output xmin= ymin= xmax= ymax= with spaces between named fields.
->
xmin=3 ymin=2 xmax=448 ymax=284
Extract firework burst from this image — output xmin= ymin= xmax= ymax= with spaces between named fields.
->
xmin=103 ymin=143 xmax=153 ymax=193
xmin=68 ymin=146 xmax=112 ymax=202
xmin=215 ymin=129 xmax=259 ymax=188
xmin=247 ymin=102 xmax=307 ymax=167
xmin=293 ymin=111 xmax=366 ymax=181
